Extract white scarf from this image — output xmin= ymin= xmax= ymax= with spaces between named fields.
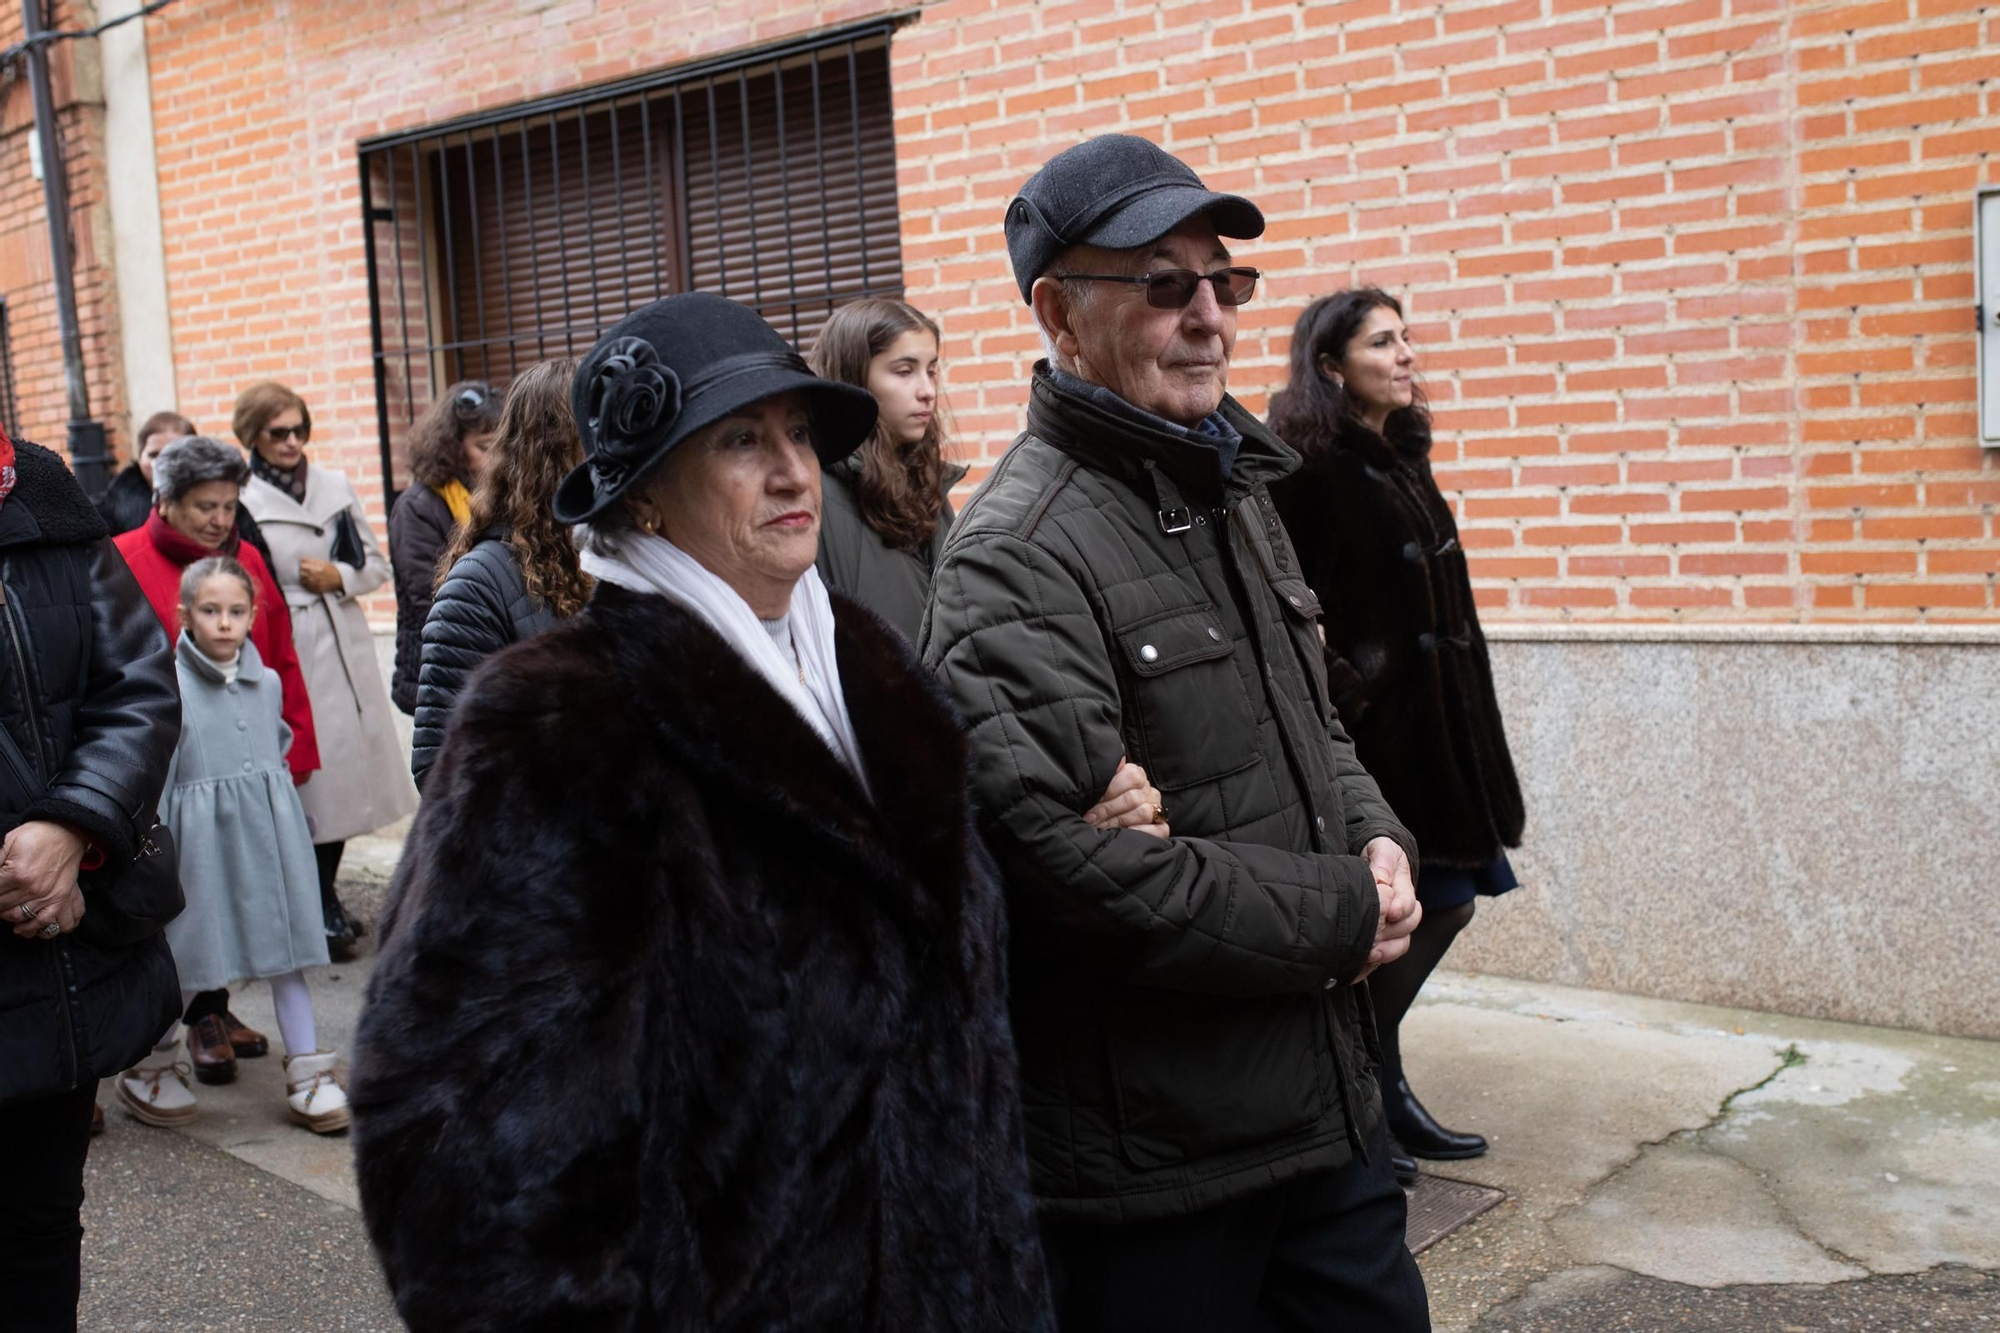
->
xmin=578 ymin=531 xmax=871 ymax=795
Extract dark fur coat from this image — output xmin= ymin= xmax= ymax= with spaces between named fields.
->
xmin=1268 ymin=416 xmax=1525 ymax=868
xmin=350 ymin=584 xmax=1051 ymax=1332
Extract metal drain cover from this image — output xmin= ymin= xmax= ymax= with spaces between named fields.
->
xmin=1405 ymin=1173 xmax=1506 ymax=1254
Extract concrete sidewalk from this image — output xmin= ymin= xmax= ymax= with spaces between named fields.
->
xmin=80 ymin=838 xmax=2000 ymax=1329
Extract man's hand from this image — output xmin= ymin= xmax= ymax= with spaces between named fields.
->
xmin=298 ymin=557 xmax=345 ymax=596
xmin=0 ymin=821 xmax=91 ymax=939
xmin=1084 ymin=758 xmax=1170 ymax=839
xmin=1358 ymin=835 xmax=1421 ymax=981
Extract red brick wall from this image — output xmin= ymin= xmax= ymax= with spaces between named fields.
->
xmin=894 ymin=0 xmax=2000 ymax=620
xmin=5 ymin=0 xmax=1994 ymax=621
xmin=0 ymin=5 xmax=128 ymax=458
xmin=140 ymin=0 xmax=907 ymax=540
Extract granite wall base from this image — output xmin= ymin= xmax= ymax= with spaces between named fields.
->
xmin=1457 ymin=630 xmax=2000 ymax=1039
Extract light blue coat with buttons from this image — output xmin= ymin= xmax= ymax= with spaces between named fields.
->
xmin=160 ymin=632 xmax=328 ymax=991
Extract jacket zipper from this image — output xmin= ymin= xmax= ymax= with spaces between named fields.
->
xmin=0 ymin=571 xmax=52 ymax=778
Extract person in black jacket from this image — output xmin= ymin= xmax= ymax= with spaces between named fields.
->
xmin=1268 ymin=289 xmax=1526 ymax=1181
xmin=388 ymin=382 xmax=500 ymax=714
xmin=411 ymin=361 xmax=587 ymax=787
xmin=807 ymin=298 xmax=966 ymax=643
xmin=0 ymin=431 xmax=183 ymax=1333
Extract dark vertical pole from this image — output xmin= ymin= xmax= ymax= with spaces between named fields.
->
xmin=847 ymin=41 xmax=869 ymax=295
xmin=21 ymin=0 xmax=106 ymax=493
xmin=359 ymin=154 xmax=398 ymax=506
xmin=774 ymin=63 xmax=798 ymax=346
xmin=739 ymin=71 xmax=760 ymax=316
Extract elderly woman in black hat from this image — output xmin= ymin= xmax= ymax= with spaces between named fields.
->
xmin=350 ymin=293 xmax=1058 ymax=1332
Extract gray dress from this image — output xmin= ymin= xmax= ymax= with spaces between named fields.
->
xmin=160 ymin=633 xmax=329 ymax=992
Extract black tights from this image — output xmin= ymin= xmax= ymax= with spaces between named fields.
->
xmin=315 ymin=841 xmax=346 ymax=904
xmin=1367 ymin=898 xmax=1475 ymax=1089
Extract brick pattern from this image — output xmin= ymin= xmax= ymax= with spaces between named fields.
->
xmin=893 ymin=0 xmax=2000 ymax=620
xmin=140 ymin=0 xmax=903 ymax=541
xmin=0 ymin=0 xmax=1992 ymax=621
xmin=0 ymin=5 xmax=129 ymax=459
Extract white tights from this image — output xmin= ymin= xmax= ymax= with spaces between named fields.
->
xmin=174 ymin=971 xmax=317 ymax=1056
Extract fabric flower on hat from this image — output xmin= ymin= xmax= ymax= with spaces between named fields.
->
xmin=583 ymin=337 xmax=682 ymax=480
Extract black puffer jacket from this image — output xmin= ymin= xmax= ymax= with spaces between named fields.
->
xmin=389 ymin=484 xmax=458 ymax=714
xmin=924 ymin=367 xmax=1416 ymax=1223
xmin=409 ymin=531 xmax=561 ymax=788
xmin=0 ymin=440 xmax=183 ymax=1108
xmin=1268 ymin=416 xmax=1524 ymax=868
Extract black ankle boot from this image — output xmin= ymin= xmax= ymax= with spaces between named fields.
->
xmin=1384 ymin=1076 xmax=1487 ymax=1160
xmin=1390 ymin=1147 xmax=1420 ymax=1187
xmin=323 ymin=892 xmax=358 ymax=962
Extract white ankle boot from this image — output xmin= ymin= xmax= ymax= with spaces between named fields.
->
xmin=117 ymin=1038 xmax=198 ymax=1127
xmin=283 ymin=1051 xmax=351 ymax=1133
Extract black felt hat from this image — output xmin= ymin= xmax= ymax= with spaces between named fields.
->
xmin=1003 ymin=134 xmax=1266 ymax=304
xmin=553 ymin=292 xmax=879 ymax=524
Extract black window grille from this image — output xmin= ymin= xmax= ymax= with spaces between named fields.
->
xmin=0 ymin=298 xmax=19 ymax=437
xmin=357 ymin=18 xmax=906 ymax=500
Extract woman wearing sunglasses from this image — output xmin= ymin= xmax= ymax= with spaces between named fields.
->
xmin=236 ymin=381 xmax=418 ymax=961
xmin=1267 ymin=289 xmax=1526 ymax=1186
xmin=387 ymin=382 xmax=500 ymax=716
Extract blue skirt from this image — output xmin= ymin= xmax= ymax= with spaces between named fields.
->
xmin=1416 ymin=853 xmax=1519 ymax=911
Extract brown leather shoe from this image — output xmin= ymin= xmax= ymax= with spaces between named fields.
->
xmin=91 ymin=1102 xmax=105 ymax=1136
xmin=187 ymin=1014 xmax=238 ymax=1086
xmin=222 ymin=1009 xmax=269 ymax=1058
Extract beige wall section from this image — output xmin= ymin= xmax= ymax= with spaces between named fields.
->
xmin=99 ymin=0 xmax=176 ymax=438
xmin=1458 ymin=630 xmax=2000 ymax=1040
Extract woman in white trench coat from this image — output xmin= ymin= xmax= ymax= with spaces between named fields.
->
xmin=234 ymin=381 xmax=418 ymax=959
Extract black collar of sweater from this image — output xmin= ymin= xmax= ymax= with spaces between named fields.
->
xmin=1025 ymin=361 xmax=1299 ymax=505
xmin=0 ymin=440 xmax=111 ymax=549
xmin=1316 ymin=413 xmax=1433 ymax=472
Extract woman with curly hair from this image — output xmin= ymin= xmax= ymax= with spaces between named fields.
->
xmin=807 ymin=298 xmax=963 ymax=642
xmin=408 ymin=361 xmax=588 ymax=787
xmin=388 ymin=382 xmax=500 ymax=714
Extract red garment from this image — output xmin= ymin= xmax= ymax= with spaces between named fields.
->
xmin=115 ymin=511 xmax=322 ymax=781
xmin=0 ymin=428 xmax=15 ymax=506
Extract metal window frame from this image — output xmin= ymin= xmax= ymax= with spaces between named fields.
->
xmin=356 ymin=14 xmax=913 ymax=502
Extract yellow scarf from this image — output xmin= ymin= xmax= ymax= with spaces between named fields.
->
xmin=433 ymin=479 xmax=472 ymax=528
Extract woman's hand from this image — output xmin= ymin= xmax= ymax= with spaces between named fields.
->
xmin=298 ymin=557 xmax=345 ymax=595
xmin=1084 ymin=758 xmax=1170 ymax=840
xmin=0 ymin=821 xmax=90 ymax=939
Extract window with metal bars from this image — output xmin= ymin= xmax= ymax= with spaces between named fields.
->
xmin=0 ymin=298 xmax=19 ymax=438
xmin=357 ymin=19 xmax=905 ymax=499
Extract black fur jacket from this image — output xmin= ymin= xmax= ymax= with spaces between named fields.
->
xmin=1268 ymin=415 xmax=1525 ymax=869
xmin=350 ymin=584 xmax=1052 ymax=1332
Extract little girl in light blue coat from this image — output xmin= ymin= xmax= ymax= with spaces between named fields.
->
xmin=115 ymin=556 xmax=350 ymax=1134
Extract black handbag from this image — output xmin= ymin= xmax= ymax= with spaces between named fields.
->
xmin=74 ymin=818 xmax=185 ymax=947
xmin=329 ymin=508 xmax=367 ymax=570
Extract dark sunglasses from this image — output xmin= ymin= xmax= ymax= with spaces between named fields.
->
xmin=262 ymin=424 xmax=309 ymax=443
xmin=1055 ymin=266 xmax=1260 ymax=310
xmin=454 ymin=386 xmax=490 ymax=414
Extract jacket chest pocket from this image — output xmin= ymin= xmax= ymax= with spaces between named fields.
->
xmin=1114 ymin=604 xmax=1256 ymax=790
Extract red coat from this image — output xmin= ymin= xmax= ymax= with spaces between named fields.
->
xmin=115 ymin=511 xmax=321 ymax=781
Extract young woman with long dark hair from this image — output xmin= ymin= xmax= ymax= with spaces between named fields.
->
xmin=1267 ymin=288 xmax=1526 ymax=1184
xmin=807 ymin=298 xmax=963 ymax=642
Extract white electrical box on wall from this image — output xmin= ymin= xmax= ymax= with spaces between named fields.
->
xmin=1980 ymin=188 xmax=2000 ymax=447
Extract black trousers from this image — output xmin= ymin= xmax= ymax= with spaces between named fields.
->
xmin=1041 ymin=1120 xmax=1430 ymax=1333
xmin=0 ymin=1080 xmax=99 ymax=1333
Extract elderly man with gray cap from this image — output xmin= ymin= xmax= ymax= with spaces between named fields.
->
xmin=922 ymin=135 xmax=1429 ymax=1329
